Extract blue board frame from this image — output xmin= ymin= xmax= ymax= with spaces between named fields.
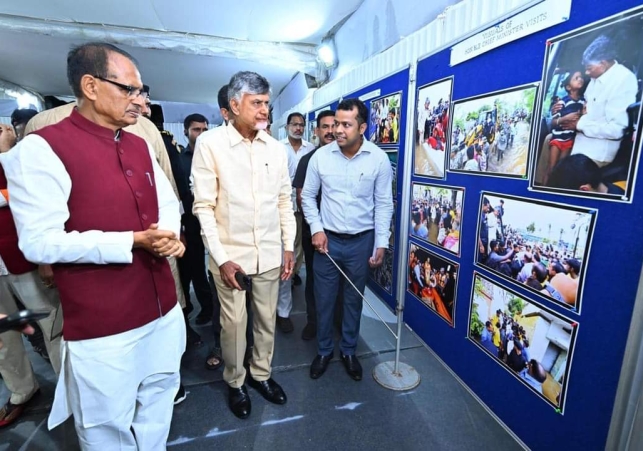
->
xmin=404 ymin=2 xmax=643 ymax=449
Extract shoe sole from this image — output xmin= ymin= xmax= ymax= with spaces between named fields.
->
xmin=173 ymin=394 xmax=187 ymax=405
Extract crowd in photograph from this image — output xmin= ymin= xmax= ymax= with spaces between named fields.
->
xmin=416 ymin=96 xmax=450 ymax=150
xmin=450 ymin=108 xmax=526 ymax=171
xmin=478 ymin=198 xmax=582 ymax=307
xmin=407 ymin=247 xmax=455 ymax=324
xmin=410 ymin=189 xmax=461 ymax=254
xmin=369 ymin=96 xmax=400 ymax=144
xmin=479 ymin=309 xmax=550 ymax=396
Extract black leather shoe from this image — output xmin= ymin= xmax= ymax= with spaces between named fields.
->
xmin=340 ymin=353 xmax=362 ymax=381
xmin=310 ymin=353 xmax=333 ymax=379
xmin=276 ymin=316 xmax=294 ymax=333
xmin=247 ymin=377 xmax=287 ymax=405
xmin=228 ymin=385 xmax=251 ymax=419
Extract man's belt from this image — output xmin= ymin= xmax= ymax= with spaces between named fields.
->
xmin=325 ymin=229 xmax=373 ymax=240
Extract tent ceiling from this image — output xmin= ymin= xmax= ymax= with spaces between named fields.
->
xmin=0 ymin=0 xmax=364 ymax=103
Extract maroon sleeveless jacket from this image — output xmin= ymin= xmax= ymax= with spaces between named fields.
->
xmin=0 ymin=167 xmax=37 ymax=275
xmin=32 ymin=109 xmax=177 ymax=340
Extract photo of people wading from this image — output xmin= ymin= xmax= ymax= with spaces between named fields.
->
xmin=449 ymin=84 xmax=538 ymax=178
xmin=531 ymin=9 xmax=643 ymax=201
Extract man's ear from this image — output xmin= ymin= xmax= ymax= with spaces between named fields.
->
xmin=80 ymin=75 xmax=99 ymax=101
xmin=359 ymin=122 xmax=367 ymax=135
xmin=579 ymin=184 xmax=592 ymax=192
xmin=229 ymin=99 xmax=240 ymax=116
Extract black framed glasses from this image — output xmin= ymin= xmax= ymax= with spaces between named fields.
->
xmin=94 ymin=76 xmax=148 ymax=99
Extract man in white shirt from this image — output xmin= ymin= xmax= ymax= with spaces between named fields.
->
xmin=278 ymin=113 xmax=315 ymax=333
xmin=563 ymin=35 xmax=638 ymax=167
xmin=1 ymin=42 xmax=185 ymax=449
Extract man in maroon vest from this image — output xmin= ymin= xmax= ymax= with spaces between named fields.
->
xmin=0 ymin=124 xmax=62 ymax=429
xmin=0 ymin=42 xmax=185 ymax=450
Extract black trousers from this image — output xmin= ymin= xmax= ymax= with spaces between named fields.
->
xmin=179 ymin=215 xmax=214 ymax=317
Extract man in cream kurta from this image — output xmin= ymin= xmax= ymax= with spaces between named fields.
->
xmin=192 ymin=71 xmax=295 ymax=420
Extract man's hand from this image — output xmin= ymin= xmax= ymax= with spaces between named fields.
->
xmin=38 ymin=265 xmax=55 ymax=289
xmin=281 ymin=251 xmax=295 ymax=281
xmin=312 ymin=231 xmax=328 ymax=254
xmin=219 ymin=261 xmax=244 ymax=290
xmin=0 ymin=314 xmax=34 ymax=350
xmin=0 ymin=125 xmax=17 ymax=153
xmin=558 ymin=112 xmax=581 ymax=131
xmin=133 ymin=223 xmax=178 ymax=256
xmin=152 ymin=236 xmax=185 ymax=258
xmin=369 ymin=248 xmax=385 ymax=268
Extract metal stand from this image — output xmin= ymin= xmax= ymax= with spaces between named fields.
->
xmin=372 ymin=304 xmax=420 ymax=391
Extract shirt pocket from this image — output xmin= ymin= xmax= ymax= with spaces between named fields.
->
xmin=352 ymin=175 xmax=376 ymax=199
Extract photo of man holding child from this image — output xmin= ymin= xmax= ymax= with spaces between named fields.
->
xmin=531 ymin=9 xmax=643 ymax=201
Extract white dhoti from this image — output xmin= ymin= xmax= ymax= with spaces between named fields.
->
xmin=49 ymin=302 xmax=186 ymax=451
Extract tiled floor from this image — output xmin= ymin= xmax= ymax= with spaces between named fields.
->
xmin=0 ymin=272 xmax=523 ymax=451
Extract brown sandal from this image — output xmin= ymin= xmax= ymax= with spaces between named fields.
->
xmin=205 ymin=348 xmax=223 ymax=371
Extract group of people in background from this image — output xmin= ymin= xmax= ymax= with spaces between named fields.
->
xmin=479 ymin=309 xmax=549 ymax=395
xmin=416 ymin=97 xmax=449 ymax=151
xmin=478 ymin=198 xmax=581 ymax=306
xmin=0 ymin=41 xmax=393 ymax=450
xmin=410 ymin=191 xmax=461 ymax=254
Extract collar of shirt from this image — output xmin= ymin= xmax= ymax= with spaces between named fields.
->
xmin=281 ymin=138 xmax=314 ymax=151
xmin=327 ymin=138 xmax=373 ymax=159
xmin=69 ymin=108 xmax=121 ymax=142
xmin=227 ymin=122 xmax=270 ymax=147
xmin=594 ymin=61 xmax=622 ymax=87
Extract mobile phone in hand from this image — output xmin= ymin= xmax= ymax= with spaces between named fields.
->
xmin=234 ymin=271 xmax=252 ymax=292
xmin=0 ymin=310 xmax=50 ymax=334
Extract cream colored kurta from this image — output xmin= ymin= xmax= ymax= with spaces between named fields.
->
xmin=191 ymin=123 xmax=296 ymax=276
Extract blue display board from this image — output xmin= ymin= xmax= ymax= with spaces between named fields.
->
xmin=404 ymin=1 xmax=643 ymax=449
xmin=344 ymin=69 xmax=410 ymax=311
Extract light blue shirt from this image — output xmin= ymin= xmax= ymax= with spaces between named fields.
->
xmin=302 ymin=139 xmax=393 ymax=249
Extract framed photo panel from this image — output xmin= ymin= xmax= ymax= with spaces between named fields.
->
xmin=474 ymin=192 xmax=596 ymax=312
xmin=448 ymin=83 xmax=539 ymax=179
xmin=468 ymin=272 xmax=578 ymax=412
xmin=530 ymin=6 xmax=643 ymax=202
xmin=413 ymin=77 xmax=454 ymax=179
xmin=410 ymin=182 xmax=465 ymax=257
xmin=408 ymin=242 xmax=459 ymax=326
xmin=370 ymin=246 xmax=394 ymax=294
xmin=369 ymin=92 xmax=403 ymax=146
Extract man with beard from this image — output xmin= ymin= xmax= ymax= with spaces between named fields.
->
xmin=302 ymin=99 xmax=393 ymax=381
xmin=293 ymin=110 xmax=335 ymax=340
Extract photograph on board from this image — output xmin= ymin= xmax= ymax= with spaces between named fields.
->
xmin=531 ymin=7 xmax=643 ymax=202
xmin=370 ymin=246 xmax=394 ymax=294
xmin=468 ymin=272 xmax=577 ymax=411
xmin=475 ymin=192 xmax=595 ymax=312
xmin=414 ymin=77 xmax=453 ymax=178
xmin=411 ymin=183 xmax=464 ymax=256
xmin=389 ymin=201 xmax=396 ymax=248
xmin=386 ymin=150 xmax=398 ymax=197
xmin=448 ymin=83 xmax=538 ymax=178
xmin=369 ymin=92 xmax=402 ymax=145
xmin=408 ymin=243 xmax=458 ymax=326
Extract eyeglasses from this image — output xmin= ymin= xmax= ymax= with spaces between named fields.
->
xmin=94 ymin=76 xmax=148 ymax=99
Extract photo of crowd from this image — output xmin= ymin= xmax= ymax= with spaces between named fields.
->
xmin=469 ymin=272 xmax=577 ymax=410
xmin=371 ymin=246 xmax=394 ymax=294
xmin=448 ymin=84 xmax=538 ymax=178
xmin=414 ymin=77 xmax=453 ymax=178
xmin=410 ymin=183 xmax=464 ymax=256
xmin=531 ymin=9 xmax=643 ymax=201
xmin=475 ymin=192 xmax=595 ymax=311
xmin=407 ymin=243 xmax=458 ymax=326
xmin=369 ymin=92 xmax=402 ymax=145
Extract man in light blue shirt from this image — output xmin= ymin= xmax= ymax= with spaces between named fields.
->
xmin=302 ymin=98 xmax=393 ymax=381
